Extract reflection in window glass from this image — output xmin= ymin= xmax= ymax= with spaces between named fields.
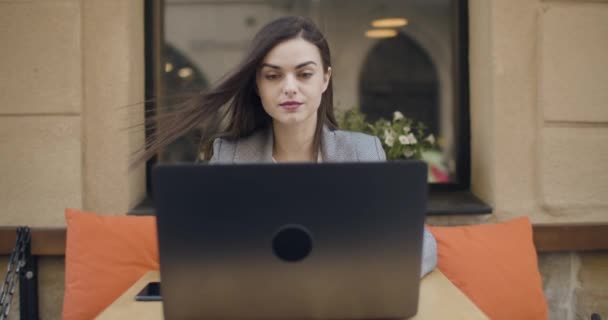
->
xmin=161 ymin=0 xmax=462 ymax=184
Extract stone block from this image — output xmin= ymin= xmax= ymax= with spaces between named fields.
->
xmin=576 ymin=252 xmax=608 ymax=320
xmin=0 ymin=1 xmax=81 ymax=114
xmin=0 ymin=116 xmax=82 ymax=226
xmin=540 ymin=127 xmax=608 ymax=208
xmin=39 ymin=257 xmax=65 ymax=320
xmin=538 ymin=252 xmax=576 ymax=320
xmin=539 ymin=3 xmax=608 ymax=123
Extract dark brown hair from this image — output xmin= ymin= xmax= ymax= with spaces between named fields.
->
xmin=135 ymin=16 xmax=338 ymax=165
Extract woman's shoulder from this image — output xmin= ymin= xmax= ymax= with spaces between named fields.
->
xmin=210 ymin=137 xmax=235 ymax=163
xmin=327 ymin=129 xmax=386 ymax=161
xmin=210 ymin=128 xmax=269 ymax=163
xmin=330 ymin=129 xmax=381 ymax=147
xmin=331 ymin=129 xmax=377 ymax=142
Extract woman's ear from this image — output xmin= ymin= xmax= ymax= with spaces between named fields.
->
xmin=322 ymin=66 xmax=332 ymax=93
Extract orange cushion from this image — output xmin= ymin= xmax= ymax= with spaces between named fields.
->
xmin=428 ymin=217 xmax=548 ymax=320
xmin=63 ymin=208 xmax=159 ymax=320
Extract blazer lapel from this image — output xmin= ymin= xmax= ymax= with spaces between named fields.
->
xmin=321 ymin=126 xmax=352 ymax=162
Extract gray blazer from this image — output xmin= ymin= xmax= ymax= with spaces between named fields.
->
xmin=210 ymin=126 xmax=438 ymax=278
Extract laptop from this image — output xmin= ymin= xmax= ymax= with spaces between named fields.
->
xmin=152 ymin=161 xmax=428 ymax=319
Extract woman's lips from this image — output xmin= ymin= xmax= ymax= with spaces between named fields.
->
xmin=279 ymin=102 xmax=303 ymax=111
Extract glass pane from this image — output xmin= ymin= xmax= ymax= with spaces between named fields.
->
xmin=161 ymin=0 xmax=460 ymax=184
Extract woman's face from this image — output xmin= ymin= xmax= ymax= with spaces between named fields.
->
xmin=256 ymin=37 xmax=331 ymax=131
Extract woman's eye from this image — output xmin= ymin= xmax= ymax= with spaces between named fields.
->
xmin=299 ymin=73 xmax=313 ymax=79
xmin=265 ymin=74 xmax=280 ymax=80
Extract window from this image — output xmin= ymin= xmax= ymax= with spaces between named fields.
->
xmin=138 ymin=0 xmax=490 ymax=216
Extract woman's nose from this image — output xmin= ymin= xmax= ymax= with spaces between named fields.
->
xmin=283 ymin=74 xmax=297 ymax=96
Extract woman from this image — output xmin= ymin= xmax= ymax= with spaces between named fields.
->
xmin=146 ymin=16 xmax=437 ymax=277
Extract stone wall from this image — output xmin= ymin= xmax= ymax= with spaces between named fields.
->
xmin=540 ymin=252 xmax=608 ymax=320
xmin=440 ymin=0 xmax=608 ymax=318
xmin=0 ymin=0 xmax=145 ymax=318
xmin=0 ymin=0 xmax=145 ymax=223
xmin=468 ymin=0 xmax=608 ymax=224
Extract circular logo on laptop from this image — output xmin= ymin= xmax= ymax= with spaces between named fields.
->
xmin=272 ymin=225 xmax=313 ymax=262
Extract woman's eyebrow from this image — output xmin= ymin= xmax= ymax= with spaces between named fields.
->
xmin=295 ymin=61 xmax=317 ymax=69
xmin=260 ymin=63 xmax=281 ymax=70
xmin=261 ymin=61 xmax=317 ymax=70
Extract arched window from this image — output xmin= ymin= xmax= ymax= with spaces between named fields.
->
xmin=360 ymin=33 xmax=440 ymax=136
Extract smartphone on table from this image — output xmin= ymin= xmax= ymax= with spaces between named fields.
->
xmin=135 ymin=281 xmax=162 ymax=301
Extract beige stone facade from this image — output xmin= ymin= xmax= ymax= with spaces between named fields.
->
xmin=0 ymin=0 xmax=606 ymax=318
xmin=1 ymin=0 xmax=145 ymax=317
xmin=466 ymin=0 xmax=608 ymax=224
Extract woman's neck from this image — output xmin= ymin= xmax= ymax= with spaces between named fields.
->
xmin=272 ymin=121 xmax=316 ymax=162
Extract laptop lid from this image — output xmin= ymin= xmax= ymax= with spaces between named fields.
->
xmin=153 ymin=161 xmax=427 ymax=319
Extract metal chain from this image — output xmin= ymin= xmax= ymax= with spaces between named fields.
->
xmin=0 ymin=227 xmax=30 ymax=320
xmin=0 ymin=228 xmax=24 ymax=318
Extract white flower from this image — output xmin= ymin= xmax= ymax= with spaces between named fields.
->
xmin=393 ymin=111 xmax=404 ymax=121
xmin=403 ymin=126 xmax=411 ymax=133
xmin=406 ymin=133 xmax=417 ymax=145
xmin=385 ymin=135 xmax=395 ymax=147
xmin=384 ymin=128 xmax=397 ymax=147
xmin=383 ymin=129 xmax=391 ymax=138
xmin=384 ymin=128 xmax=396 ymax=138
xmin=398 ymin=135 xmax=408 ymax=145
xmin=425 ymin=134 xmax=435 ymax=144
xmin=403 ymin=149 xmax=415 ymax=158
xmin=398 ymin=133 xmax=418 ymax=145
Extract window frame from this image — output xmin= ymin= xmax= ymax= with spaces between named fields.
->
xmin=135 ymin=0 xmax=492 ymax=216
